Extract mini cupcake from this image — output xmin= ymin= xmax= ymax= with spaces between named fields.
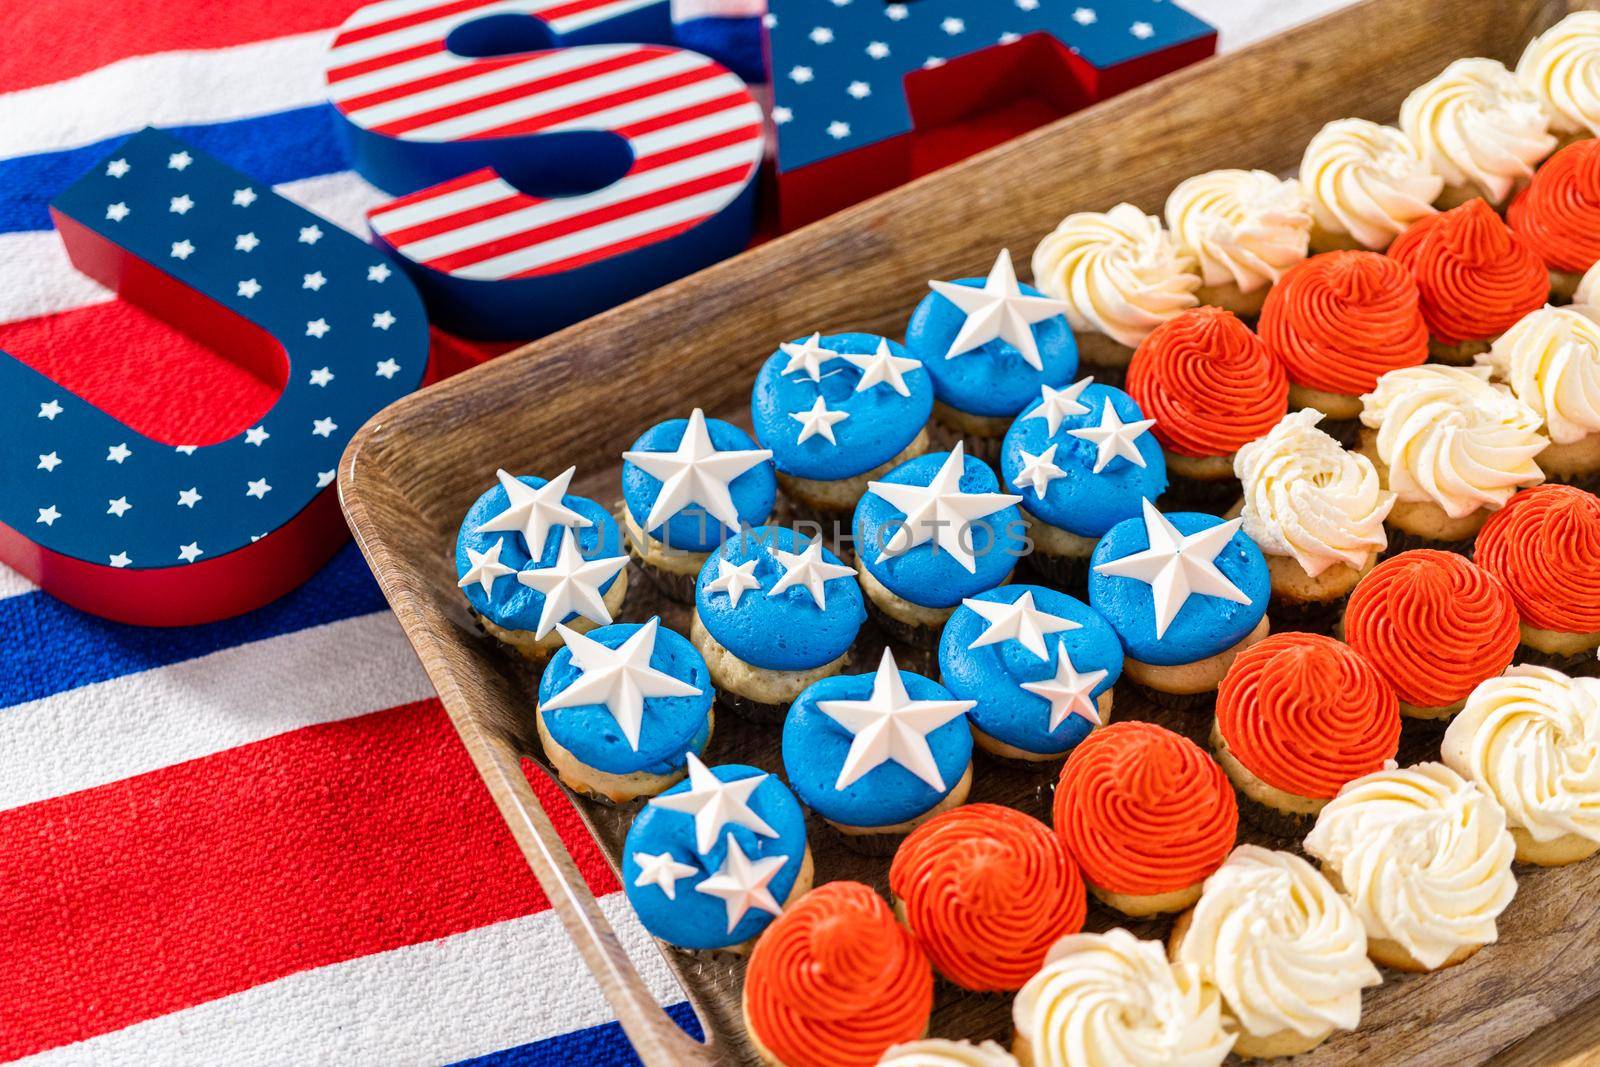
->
xmin=1212 ymin=633 xmax=1401 ymax=837
xmin=1030 ymin=203 xmax=1201 ymax=376
xmin=1443 ymin=665 xmax=1600 ymax=865
xmin=1299 ymin=118 xmax=1443 ymax=252
xmin=1479 ymin=306 xmax=1600 ymax=482
xmin=999 ymin=378 xmax=1166 ymax=588
xmin=455 ymin=467 xmax=629 ymax=660
xmin=1303 ymin=762 xmax=1517 ymax=973
xmin=1052 ymin=721 xmax=1238 ymax=916
xmin=1088 ymin=501 xmax=1270 ymax=704
xmin=1342 ymin=550 xmax=1520 ymax=719
xmin=1258 ymin=251 xmax=1429 ymax=423
xmin=1169 ymin=845 xmax=1380 ymax=1060
xmin=888 ymin=804 xmax=1086 ymax=992
xmin=1475 ymin=484 xmax=1600 ymax=661
xmin=536 ymin=617 xmax=713 ymax=803
xmin=905 ymin=249 xmax=1077 ymax=457
xmin=1507 ymin=140 xmax=1600 ymax=297
xmin=1235 ymin=410 xmax=1394 ymax=616
xmin=937 ymin=585 xmax=1122 ymax=762
xmin=1386 ymin=198 xmax=1549 ymax=363
xmin=750 ymin=332 xmax=933 ymax=514
xmin=1518 ymin=11 xmax=1600 ymax=147
xmin=1012 ymin=929 xmax=1231 ymax=1067
xmin=1359 ymin=365 xmax=1548 ymax=545
xmin=880 ymin=1040 xmax=1018 ymax=1067
xmin=1126 ymin=306 xmax=1288 ymax=503
xmin=852 ymin=443 xmax=1025 ymax=644
xmin=1579 ymin=258 xmax=1600 ymax=306
xmin=1164 ymin=169 xmax=1311 ymax=317
xmin=742 ymin=881 xmax=933 ymax=1067
xmin=691 ymin=525 xmax=865 ymax=723
xmin=622 ymin=755 xmax=811 ymax=951
xmin=783 ymin=649 xmax=974 ymax=851
xmin=1400 ymin=57 xmax=1556 ymax=209
xmin=621 ymin=408 xmax=776 ymax=600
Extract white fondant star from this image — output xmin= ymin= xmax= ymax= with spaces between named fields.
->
xmin=963 ymin=590 xmax=1080 ymax=661
xmin=542 ymin=618 xmax=701 ymax=751
xmin=790 ymin=396 xmax=849 ymax=445
xmin=1021 ymin=644 xmax=1109 ymax=731
xmin=632 ymin=851 xmax=698 ymax=901
xmin=767 ymin=539 xmax=854 ymax=609
xmin=843 ymin=337 xmax=921 ymax=396
xmin=777 ymin=332 xmax=843 ymax=380
xmin=475 ymin=466 xmax=591 ymax=558
xmin=867 ymin=442 xmax=1021 ymax=573
xmin=622 ymin=409 xmax=771 ymax=534
xmin=706 ymin=558 xmax=760 ymax=607
xmin=1025 ymin=377 xmax=1095 ymax=436
xmin=1068 ymin=401 xmax=1155 ymax=474
xmin=457 ymin=539 xmax=516 ymax=597
xmin=1013 ymin=443 xmax=1066 ymax=498
xmin=1093 ymin=500 xmax=1252 ymax=639
xmin=816 ymin=648 xmax=973 ymax=791
xmin=517 ymin=530 xmax=627 ymax=638
xmin=650 ymin=752 xmax=778 ymax=854
xmin=695 ymin=834 xmax=787 ymax=933
xmin=926 ymin=248 xmax=1068 ymax=369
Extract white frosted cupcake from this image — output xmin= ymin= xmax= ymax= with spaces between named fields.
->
xmin=1577 ymin=260 xmax=1600 ymax=308
xmin=1170 ymin=845 xmax=1381 ymax=1059
xmin=1164 ymin=170 xmax=1311 ymax=317
xmin=1303 ymin=762 xmax=1518 ymax=973
xmin=1478 ymin=306 xmax=1600 ymax=482
xmin=1443 ymin=665 xmax=1600 ymax=866
xmin=1031 ymin=204 xmax=1201 ymax=374
xmin=1518 ymin=12 xmax=1600 ymax=146
xmin=879 ymin=1040 xmax=1018 ymax=1067
xmin=1299 ymin=118 xmax=1443 ymax=251
xmin=1400 ymin=57 xmax=1557 ymax=208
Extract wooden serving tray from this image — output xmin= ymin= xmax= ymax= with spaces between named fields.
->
xmin=338 ymin=1 xmax=1600 ymax=1063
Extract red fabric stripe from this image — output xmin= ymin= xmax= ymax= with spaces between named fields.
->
xmin=0 ymin=699 xmax=617 ymax=1060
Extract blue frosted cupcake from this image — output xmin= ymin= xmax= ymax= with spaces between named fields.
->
xmin=623 ymin=754 xmax=812 ymax=953
xmin=783 ymin=649 xmax=975 ymax=853
xmin=1088 ymin=501 xmax=1271 ymax=705
xmin=750 ymin=332 xmax=934 ymax=515
xmin=937 ymin=585 xmax=1123 ymax=762
xmin=456 ymin=467 xmax=629 ymax=660
xmin=905 ymin=248 xmax=1077 ymax=458
xmin=691 ymin=525 xmax=866 ymax=724
xmin=1001 ymin=378 xmax=1167 ymax=590
xmin=852 ymin=442 xmax=1026 ymax=644
xmin=536 ymin=617 xmax=714 ymax=804
xmin=621 ymin=408 xmax=776 ymax=601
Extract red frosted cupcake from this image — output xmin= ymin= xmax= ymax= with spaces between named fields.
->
xmin=1387 ymin=198 xmax=1549 ymax=364
xmin=888 ymin=804 xmax=1086 ymax=993
xmin=1258 ymin=251 xmax=1429 ymax=421
xmin=1476 ymin=484 xmax=1600 ymax=662
xmin=1508 ymin=139 xmax=1600 ymax=298
xmin=1051 ymin=721 xmax=1238 ymax=917
xmin=1212 ymin=632 xmax=1401 ymax=837
xmin=1342 ymin=550 xmax=1520 ymax=719
xmin=743 ymin=881 xmax=933 ymax=1067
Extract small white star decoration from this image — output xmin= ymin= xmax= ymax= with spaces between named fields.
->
xmin=170 ymin=240 xmax=194 ymax=260
xmin=767 ymin=539 xmax=854 ymax=609
xmin=1068 ymin=401 xmax=1155 ymax=473
xmin=1013 ymin=444 xmax=1066 ymax=498
xmin=457 ymin=539 xmax=516 ymax=596
xmin=1021 ymin=645 xmax=1108 ymax=730
xmin=169 ymin=194 xmax=194 ymax=215
xmin=105 ymin=202 xmax=129 ymax=222
xmin=37 ymin=505 xmax=61 ymax=526
xmin=232 ymin=187 xmax=257 ymax=207
xmin=167 ymin=151 xmax=192 ymax=171
xmin=1025 ymin=377 xmax=1094 ymax=436
xmin=312 ymin=417 xmax=338 ymax=438
xmin=106 ymin=442 xmax=131 ymax=463
xmin=827 ymin=121 xmax=851 ymax=139
xmin=372 ymin=310 xmax=396 ymax=330
xmin=650 ymin=753 xmax=778 ymax=854
xmin=695 ymin=834 xmax=787 ymax=933
xmin=1093 ymin=500 xmax=1251 ymax=639
xmin=368 ymin=263 xmax=391 ymax=282
xmin=816 ymin=648 xmax=974 ymax=791
xmin=1131 ymin=21 xmax=1154 ymax=39
xmin=928 ymin=249 xmax=1067 ymax=370
xmin=778 ymin=333 xmax=842 ymax=380
xmin=622 ymin=409 xmax=772 ymax=534
xmin=308 ymin=366 xmax=334 ymax=387
xmin=177 ymin=488 xmax=203 ymax=508
xmin=37 ymin=452 xmax=61 ymax=472
xmin=705 ymin=558 xmax=761 ymax=607
xmin=516 ymin=529 xmax=627 ymax=638
xmin=303 ymin=271 xmax=326 ymax=291
xmin=246 ymin=478 xmax=272 ymax=499
xmin=237 ymin=278 xmax=261 ymax=299
xmin=541 ymin=618 xmax=702 ymax=751
xmin=376 ymin=359 xmax=401 ymax=379
xmin=844 ymin=338 xmax=921 ymax=396
xmin=298 ymin=224 xmax=323 ymax=244
xmin=106 ymin=158 xmax=130 ymax=178
xmin=867 ymin=442 xmax=1020 ymax=573
xmin=962 ymin=590 xmax=1079 ymax=661
xmin=476 ymin=466 xmax=591 ymax=557
xmin=107 ymin=497 xmax=132 ymax=517
xmin=244 ymin=425 xmax=270 ymax=446
xmin=235 ymin=232 xmax=259 ymax=252
xmin=178 ymin=542 xmax=203 ymax=563
xmin=632 ymin=851 xmax=698 ymax=901
xmin=790 ymin=396 xmax=849 ymax=445
xmin=38 ymin=399 xmax=62 ymax=420
xmin=305 ymin=318 xmax=330 ymax=339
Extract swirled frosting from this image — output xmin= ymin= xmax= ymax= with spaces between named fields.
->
xmin=1175 ymin=845 xmax=1381 ymax=1041
xmin=1126 ymin=307 xmax=1288 ymax=459
xmin=1235 ymin=409 xmax=1394 ymax=575
xmin=878 ymin=1040 xmax=1018 ymax=1067
xmin=1012 ymin=929 xmax=1232 ymax=1067
xmin=1052 ymin=722 xmax=1237 ymax=897
xmin=1577 ymin=260 xmax=1600 ymax=306
xmin=1343 ymin=550 xmax=1520 ymax=710
xmin=1476 ymin=483 xmax=1600 ymax=633
xmin=1517 ymin=11 xmax=1600 ymax=138
xmin=1031 ymin=204 xmax=1201 ymax=349
xmin=1386 ymin=198 xmax=1551 ymax=345
xmin=745 ymin=881 xmax=933 ymax=1067
xmin=1400 ymin=57 xmax=1556 ymax=203
xmin=1359 ymin=364 xmax=1547 ymax=517
xmin=1481 ymin=305 xmax=1600 ymax=445
xmin=1303 ymin=762 xmax=1517 ymax=970
xmin=1215 ymin=633 xmax=1401 ymax=799
xmin=1258 ymin=251 xmax=1429 ymax=396
xmin=1508 ymin=140 xmax=1600 ymax=273
xmin=1299 ymin=119 xmax=1443 ymax=249
xmin=1164 ymin=170 xmax=1312 ymax=293
xmin=1443 ymin=666 xmax=1600 ymax=844
xmin=889 ymin=803 xmax=1085 ymax=992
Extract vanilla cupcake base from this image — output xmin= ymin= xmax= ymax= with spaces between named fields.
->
xmin=778 ymin=430 xmax=931 ymax=515
xmin=474 ymin=567 xmax=630 ymax=661
xmin=1022 ymin=514 xmax=1097 ymax=590
xmin=622 ymin=509 xmax=710 ymax=601
xmin=690 ymin=611 xmax=851 ymax=723
xmin=1308 ymin=222 xmax=1373 ymax=255
xmin=1210 ymin=720 xmax=1327 ymax=838
xmin=535 ymin=702 xmax=710 ymax=805
xmin=1289 ymin=382 xmax=1364 ymax=423
xmin=970 ymin=691 xmax=1114 ymax=762
xmin=1088 ymin=879 xmax=1203 ymax=918
xmin=1122 ymin=615 xmax=1271 ymax=701
xmin=1510 ymin=826 xmax=1600 ymax=866
xmin=858 ymin=559 xmax=992 ymax=645
xmin=743 ymin=961 xmax=924 ymax=1067
xmin=1537 ymin=433 xmax=1600 ymax=480
xmin=1317 ymin=864 xmax=1483 ymax=972
xmin=1074 ymin=330 xmax=1137 ymax=381
xmin=703 ymin=848 xmax=814 ymax=961
xmin=823 ymin=763 xmax=974 ymax=856
xmin=1428 ymin=337 xmax=1493 ymax=365
xmin=1356 ymin=430 xmax=1493 ymax=547
xmin=1266 ymin=551 xmax=1373 ymax=607
xmin=1195 ymin=280 xmax=1268 ymax=319
xmin=1519 ymin=620 xmax=1600 ymax=660
xmin=1550 ymin=267 xmax=1585 ymax=302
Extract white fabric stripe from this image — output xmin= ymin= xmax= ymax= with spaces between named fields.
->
xmin=15 ymin=896 xmax=687 ymax=1067
xmin=0 ymin=565 xmax=38 ymax=600
xmin=0 ymin=611 xmax=434 ymax=812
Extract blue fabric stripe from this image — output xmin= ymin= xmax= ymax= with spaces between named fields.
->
xmin=0 ymin=104 xmax=350 ymax=236
xmin=449 ymin=1001 xmax=704 ymax=1066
